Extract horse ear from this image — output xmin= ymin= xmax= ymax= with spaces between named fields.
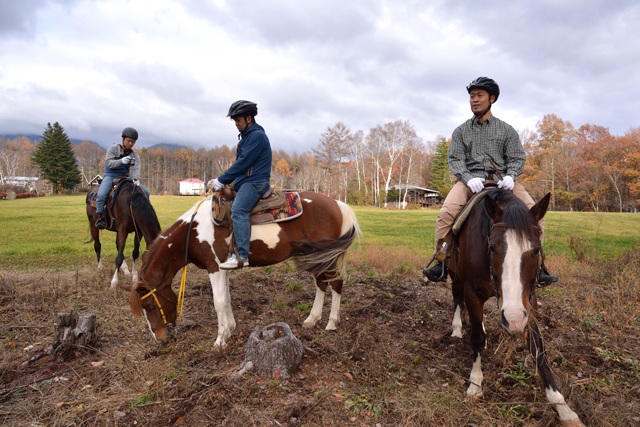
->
xmin=484 ymin=195 xmax=502 ymax=221
xmin=530 ymin=193 xmax=551 ymax=222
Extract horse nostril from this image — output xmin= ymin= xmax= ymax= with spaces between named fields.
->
xmin=166 ymin=323 xmax=174 ymax=328
xmin=500 ymin=310 xmax=509 ymax=329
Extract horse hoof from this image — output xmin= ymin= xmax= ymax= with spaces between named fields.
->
xmin=560 ymin=420 xmax=585 ymax=427
xmin=302 ymin=321 xmax=316 ymax=329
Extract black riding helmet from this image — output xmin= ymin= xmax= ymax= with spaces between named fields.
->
xmin=466 ymin=77 xmax=500 ymax=102
xmin=227 ymin=100 xmax=258 ymax=119
xmin=121 ymin=127 xmax=139 ymax=141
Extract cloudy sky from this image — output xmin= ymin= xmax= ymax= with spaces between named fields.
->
xmin=1 ymin=0 xmax=638 ymax=152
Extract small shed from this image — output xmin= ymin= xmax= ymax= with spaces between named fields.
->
xmin=179 ymin=178 xmax=205 ymax=196
xmin=390 ymin=184 xmax=441 ymax=208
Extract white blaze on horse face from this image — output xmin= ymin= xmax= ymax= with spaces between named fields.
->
xmin=142 ymin=310 xmax=158 ymax=342
xmin=500 ymin=230 xmax=530 ymax=334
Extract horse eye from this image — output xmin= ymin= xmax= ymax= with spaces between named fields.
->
xmin=533 ymin=248 xmax=541 ymax=256
xmin=489 ymin=245 xmax=496 ymax=253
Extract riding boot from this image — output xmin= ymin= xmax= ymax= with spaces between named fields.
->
xmin=537 ymin=265 xmax=558 ymax=287
xmin=423 ymin=239 xmax=448 ymax=282
xmin=95 ymin=212 xmax=106 ymax=230
xmin=536 ymin=249 xmax=558 ymax=287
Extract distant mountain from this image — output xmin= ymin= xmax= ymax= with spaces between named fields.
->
xmin=146 ymin=143 xmax=190 ymax=151
xmin=0 ymin=133 xmax=101 ymax=147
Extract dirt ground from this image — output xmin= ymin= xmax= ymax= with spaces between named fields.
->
xmin=1 ymin=252 xmax=639 ymax=427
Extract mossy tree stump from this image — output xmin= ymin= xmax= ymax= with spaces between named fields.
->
xmin=235 ymin=322 xmax=304 ymax=379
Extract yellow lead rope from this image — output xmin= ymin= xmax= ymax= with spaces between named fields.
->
xmin=177 ymin=190 xmax=213 ymax=320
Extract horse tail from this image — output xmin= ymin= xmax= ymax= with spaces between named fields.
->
xmin=293 ymin=202 xmax=361 ymax=279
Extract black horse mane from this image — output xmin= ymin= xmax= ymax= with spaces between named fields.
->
xmin=481 ymin=188 xmax=538 ymax=241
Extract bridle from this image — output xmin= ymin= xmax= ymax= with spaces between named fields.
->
xmin=139 ymin=287 xmax=176 ymax=326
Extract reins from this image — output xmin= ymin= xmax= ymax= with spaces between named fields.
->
xmin=176 ymin=190 xmax=212 ymax=320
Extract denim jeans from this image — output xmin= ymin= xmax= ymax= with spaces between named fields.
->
xmin=96 ymin=176 xmax=150 ymax=213
xmin=231 ymin=181 xmax=270 ymax=259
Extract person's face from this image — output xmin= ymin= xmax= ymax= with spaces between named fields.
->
xmin=122 ymin=137 xmax=136 ymax=150
xmin=469 ymin=89 xmax=494 ymax=115
xmin=233 ymin=116 xmax=252 ymax=132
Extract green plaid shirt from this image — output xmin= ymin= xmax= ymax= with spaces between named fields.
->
xmin=448 ymin=115 xmax=526 ymax=184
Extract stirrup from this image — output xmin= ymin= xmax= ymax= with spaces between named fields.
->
xmin=422 ymin=260 xmax=447 ymax=282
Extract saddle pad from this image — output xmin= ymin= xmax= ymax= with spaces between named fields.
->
xmin=452 ymin=188 xmax=498 ymax=235
xmin=211 ymin=191 xmax=303 ymax=226
xmin=86 ymin=189 xmax=98 ymax=208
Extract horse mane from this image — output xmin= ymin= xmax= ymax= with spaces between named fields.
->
xmin=128 ymin=184 xmax=161 ymax=238
xmin=482 ymin=189 xmax=539 ymax=245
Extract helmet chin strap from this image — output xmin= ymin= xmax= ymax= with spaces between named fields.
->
xmin=474 ymin=104 xmax=492 ymax=118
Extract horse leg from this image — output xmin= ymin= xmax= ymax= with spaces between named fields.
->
xmin=131 ymin=235 xmax=140 ymax=283
xmin=303 ymin=277 xmax=326 ymax=329
xmin=323 ymin=270 xmax=343 ymax=330
xmin=528 ymin=309 xmax=584 ymax=426
xmin=111 ymin=231 xmax=128 ymax=288
xmin=91 ymin=226 xmax=103 ymax=269
xmin=465 ymin=296 xmax=487 ymax=397
xmin=451 ymin=275 xmax=464 ymax=338
xmin=209 ymin=270 xmax=236 ymax=347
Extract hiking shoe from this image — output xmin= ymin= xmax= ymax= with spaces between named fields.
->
xmin=537 ymin=271 xmax=558 ymax=287
xmin=95 ymin=214 xmax=106 ymax=230
xmin=423 ymin=261 xmax=446 ymax=282
xmin=220 ymin=254 xmax=249 ymax=270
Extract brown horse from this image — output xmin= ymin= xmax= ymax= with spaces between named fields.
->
xmin=129 ymin=191 xmax=361 ymax=346
xmin=446 ymin=188 xmax=583 ymax=426
xmin=86 ymin=179 xmax=161 ymax=288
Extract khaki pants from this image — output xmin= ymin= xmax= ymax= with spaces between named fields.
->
xmin=435 ymin=181 xmax=543 ymax=241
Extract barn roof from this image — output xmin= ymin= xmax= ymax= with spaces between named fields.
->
xmin=180 ymin=178 xmax=204 ymax=183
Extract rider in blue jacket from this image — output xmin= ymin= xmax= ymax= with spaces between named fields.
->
xmin=208 ymin=100 xmax=272 ymax=269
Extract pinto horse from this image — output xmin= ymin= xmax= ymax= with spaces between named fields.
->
xmin=129 ymin=191 xmax=361 ymax=346
xmin=86 ymin=179 xmax=161 ymax=288
xmin=444 ymin=188 xmax=583 ymax=427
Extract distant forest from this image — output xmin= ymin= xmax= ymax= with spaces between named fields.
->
xmin=1 ymin=113 xmax=639 ymax=211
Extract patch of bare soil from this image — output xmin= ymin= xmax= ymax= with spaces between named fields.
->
xmin=0 ymin=255 xmax=639 ymax=427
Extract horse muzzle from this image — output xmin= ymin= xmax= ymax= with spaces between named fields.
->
xmin=500 ymin=308 xmax=529 ymax=334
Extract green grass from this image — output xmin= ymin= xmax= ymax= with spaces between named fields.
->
xmin=0 ymin=195 xmax=638 ymax=271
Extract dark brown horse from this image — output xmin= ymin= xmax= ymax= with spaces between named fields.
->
xmin=446 ymin=188 xmax=583 ymax=427
xmin=129 ymin=191 xmax=361 ymax=346
xmin=86 ymin=179 xmax=161 ymax=288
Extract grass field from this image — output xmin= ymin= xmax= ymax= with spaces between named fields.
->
xmin=1 ymin=193 xmax=639 ymax=426
xmin=0 ymin=194 xmax=639 ymax=271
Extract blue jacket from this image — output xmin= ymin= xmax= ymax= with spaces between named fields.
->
xmin=218 ymin=122 xmax=272 ymax=190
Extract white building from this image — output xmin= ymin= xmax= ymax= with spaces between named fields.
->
xmin=178 ymin=178 xmax=205 ymax=196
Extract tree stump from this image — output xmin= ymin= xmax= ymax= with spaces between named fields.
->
xmin=52 ymin=312 xmax=98 ymax=362
xmin=234 ymin=322 xmax=304 ymax=379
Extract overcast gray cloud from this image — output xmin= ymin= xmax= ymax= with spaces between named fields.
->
xmin=0 ymin=0 xmax=637 ymax=152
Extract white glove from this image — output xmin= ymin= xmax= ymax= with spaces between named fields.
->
xmin=467 ymin=177 xmax=485 ymax=193
xmin=208 ymin=178 xmax=223 ymax=191
xmin=498 ymin=175 xmax=515 ymax=191
xmin=133 ymin=179 xmax=140 ymax=187
xmin=121 ymin=156 xmax=130 ymax=165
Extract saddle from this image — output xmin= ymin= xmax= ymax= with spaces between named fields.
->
xmin=211 ymin=186 xmax=303 ymax=226
xmin=85 ymin=178 xmax=132 ymax=210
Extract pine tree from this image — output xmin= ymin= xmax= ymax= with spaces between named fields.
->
xmin=32 ymin=122 xmax=82 ymax=194
xmin=430 ymin=136 xmax=454 ymax=198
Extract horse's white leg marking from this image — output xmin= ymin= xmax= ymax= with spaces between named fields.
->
xmin=325 ymin=288 xmax=341 ymax=330
xmin=131 ymin=259 xmax=138 ymax=283
xmin=97 ymin=258 xmax=103 ymax=269
xmin=466 ymin=353 xmax=484 ymax=397
xmin=452 ymin=305 xmax=463 ymax=338
xmin=121 ymin=261 xmax=131 ymax=276
xmin=110 ymin=269 xmax=119 ymax=288
xmin=546 ymin=387 xmax=583 ymax=425
xmin=303 ymin=286 xmax=325 ymax=328
xmin=209 ymin=271 xmax=235 ymax=347
xmin=501 ymin=230 xmax=529 ymax=333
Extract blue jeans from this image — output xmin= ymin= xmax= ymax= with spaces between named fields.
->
xmin=96 ymin=176 xmax=150 ymax=213
xmin=232 ymin=181 xmax=270 ymax=259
